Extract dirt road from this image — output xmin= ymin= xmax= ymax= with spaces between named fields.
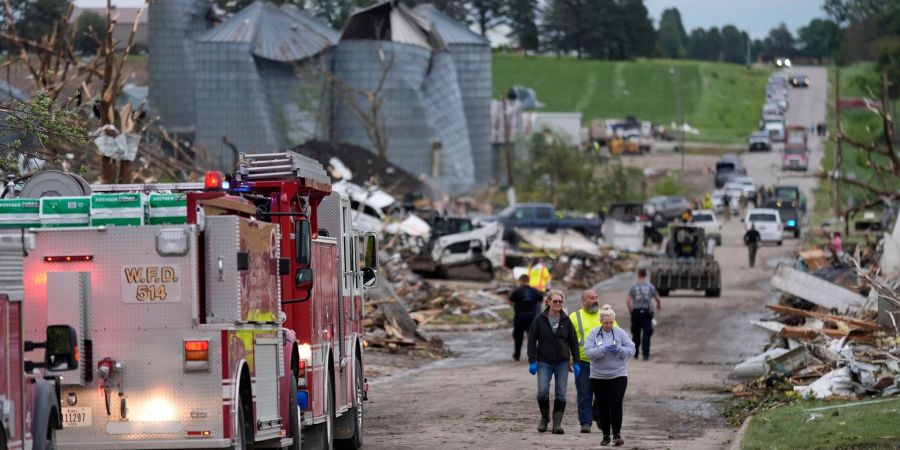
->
xmin=362 ymin=67 xmax=827 ymax=449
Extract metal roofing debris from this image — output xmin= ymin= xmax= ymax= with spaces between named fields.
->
xmin=199 ymin=0 xmax=337 ymax=62
xmin=412 ymin=4 xmax=488 ymax=46
xmin=340 ymin=1 xmax=445 ymax=51
xmin=770 ymin=263 xmax=867 ymax=313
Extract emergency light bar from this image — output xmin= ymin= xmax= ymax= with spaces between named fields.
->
xmin=204 ymin=172 xmax=223 ymax=191
xmin=44 ymin=255 xmax=94 ymax=263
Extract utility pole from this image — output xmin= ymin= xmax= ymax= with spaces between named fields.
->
xmin=672 ymin=68 xmax=685 ymax=174
xmin=834 ymin=66 xmax=842 ymax=218
xmin=745 ymin=28 xmax=752 ymax=67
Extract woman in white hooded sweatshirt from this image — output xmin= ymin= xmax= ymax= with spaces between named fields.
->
xmin=584 ymin=308 xmax=635 ymax=446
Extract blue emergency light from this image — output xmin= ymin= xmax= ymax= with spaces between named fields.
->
xmin=787 ymin=220 xmax=796 ymax=227
xmin=296 ymin=391 xmax=309 ymax=411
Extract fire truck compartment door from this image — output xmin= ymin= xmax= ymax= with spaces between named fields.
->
xmin=253 ymin=338 xmax=282 ymax=440
xmin=47 ymin=271 xmax=90 ymax=386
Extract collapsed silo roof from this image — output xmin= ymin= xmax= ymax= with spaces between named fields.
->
xmin=199 ymin=0 xmax=338 ymax=63
xmin=412 ymin=4 xmax=488 ymax=46
xmin=340 ymin=0 xmax=445 ymax=52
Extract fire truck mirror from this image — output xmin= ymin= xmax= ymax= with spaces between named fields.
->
xmin=45 ymin=325 xmax=79 ymax=372
xmin=363 ymin=233 xmax=379 ymax=270
xmin=295 ymin=220 xmax=311 ymax=267
xmin=296 ymin=267 xmax=314 ymax=291
xmin=362 ymin=268 xmax=378 ymax=288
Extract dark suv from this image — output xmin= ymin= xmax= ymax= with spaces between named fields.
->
xmin=765 ymin=199 xmax=801 ymax=238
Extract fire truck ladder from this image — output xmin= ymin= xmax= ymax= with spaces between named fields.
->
xmin=236 ymin=152 xmax=329 ymax=184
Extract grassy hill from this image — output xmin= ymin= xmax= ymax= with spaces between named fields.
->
xmin=492 ymin=53 xmax=771 ymax=144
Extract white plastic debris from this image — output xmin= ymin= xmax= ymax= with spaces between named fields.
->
xmin=733 ymin=348 xmax=790 ymax=378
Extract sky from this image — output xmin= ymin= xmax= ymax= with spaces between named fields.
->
xmin=76 ymin=0 xmax=829 ymax=40
xmin=645 ymin=0 xmax=828 ymax=39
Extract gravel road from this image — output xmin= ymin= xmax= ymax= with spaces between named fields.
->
xmin=361 ymin=67 xmax=828 ymax=450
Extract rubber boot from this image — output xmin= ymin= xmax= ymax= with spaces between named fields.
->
xmin=537 ymin=399 xmax=550 ymax=433
xmin=552 ymin=400 xmax=566 ymax=434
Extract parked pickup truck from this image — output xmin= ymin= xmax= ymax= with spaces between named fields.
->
xmin=483 ymin=203 xmax=604 ymax=238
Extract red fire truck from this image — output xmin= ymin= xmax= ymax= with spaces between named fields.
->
xmin=16 ymin=151 xmax=377 ymax=449
xmin=0 ymin=233 xmax=80 ymax=450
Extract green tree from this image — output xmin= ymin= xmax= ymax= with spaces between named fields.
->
xmin=73 ymin=11 xmax=106 ymax=55
xmin=305 ymin=0 xmax=371 ymax=30
xmin=766 ymin=23 xmax=796 ymax=57
xmin=5 ymin=0 xmax=70 ymax=43
xmin=514 ymin=132 xmax=603 ymax=210
xmin=506 ymin=0 xmax=539 ymax=51
xmin=797 ymin=18 xmax=841 ymax=60
xmin=658 ymin=8 xmax=687 ymax=58
xmin=619 ymin=0 xmax=656 ymax=58
xmin=823 ymin=0 xmax=891 ymax=23
xmin=705 ymin=27 xmax=723 ymax=60
xmin=466 ymin=0 xmax=505 ymax=37
xmin=720 ymin=25 xmax=746 ymax=64
xmin=687 ymin=28 xmax=708 ymax=60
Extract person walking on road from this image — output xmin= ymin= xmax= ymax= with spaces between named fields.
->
xmin=721 ymin=192 xmax=732 ymax=221
xmin=743 ymin=224 xmax=761 ymax=268
xmin=626 ymin=268 xmax=661 ymax=361
xmin=569 ymin=289 xmax=602 ymax=433
xmin=584 ymin=308 xmax=635 ymax=446
xmin=527 ymin=290 xmax=580 ymax=435
xmin=509 ymin=274 xmax=544 ymax=361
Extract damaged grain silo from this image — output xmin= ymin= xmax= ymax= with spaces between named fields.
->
xmin=331 ymin=1 xmax=475 ymax=193
xmin=193 ymin=1 xmax=338 ymax=169
xmin=148 ymin=0 xmax=214 ymax=130
xmin=413 ymin=4 xmax=492 ymax=186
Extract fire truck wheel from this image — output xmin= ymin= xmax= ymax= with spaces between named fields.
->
xmin=289 ymin=376 xmax=301 ymax=450
xmin=0 ymin=423 xmax=8 ymax=450
xmin=235 ymin=396 xmax=248 ymax=450
xmin=336 ymin=357 xmax=364 ymax=449
xmin=305 ymin=368 xmax=335 ymax=450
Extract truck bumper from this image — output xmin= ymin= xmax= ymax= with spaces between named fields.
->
xmin=59 ymin=438 xmax=233 ymax=449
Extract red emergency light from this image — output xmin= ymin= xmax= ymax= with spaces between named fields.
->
xmin=44 ymin=255 xmax=93 ymax=263
xmin=204 ymin=171 xmax=223 ymax=190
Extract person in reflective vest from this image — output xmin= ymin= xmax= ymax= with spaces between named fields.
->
xmin=568 ymin=289 xmax=602 ymax=433
xmin=529 ymin=260 xmax=552 ymax=292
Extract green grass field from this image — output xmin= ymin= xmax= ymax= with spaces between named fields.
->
xmin=812 ymin=62 xmax=898 ymax=229
xmin=743 ymin=398 xmax=900 ymax=449
xmin=492 ymin=53 xmax=771 ymax=143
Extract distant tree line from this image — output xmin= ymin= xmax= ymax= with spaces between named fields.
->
xmin=3 ymin=0 xmax=896 ymax=75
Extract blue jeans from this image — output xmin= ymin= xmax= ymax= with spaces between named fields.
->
xmin=574 ymin=360 xmax=593 ymax=425
xmin=536 ymin=361 xmax=569 ymax=402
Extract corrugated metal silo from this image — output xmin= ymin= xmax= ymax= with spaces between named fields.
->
xmin=148 ymin=0 xmax=213 ymax=129
xmin=414 ymin=4 xmax=492 ymax=186
xmin=193 ymin=1 xmax=337 ymax=169
xmin=332 ymin=1 xmax=475 ymax=193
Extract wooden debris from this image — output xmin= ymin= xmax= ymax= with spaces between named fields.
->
xmin=766 ymin=304 xmax=881 ymax=331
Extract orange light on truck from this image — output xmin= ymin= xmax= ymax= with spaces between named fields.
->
xmin=204 ymin=172 xmax=223 ymax=190
xmin=44 ymin=255 xmax=93 ymax=263
xmin=184 ymin=340 xmax=210 ymax=372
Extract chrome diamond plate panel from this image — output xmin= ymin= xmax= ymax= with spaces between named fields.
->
xmin=204 ymin=216 xmax=241 ymax=324
xmin=316 ymin=192 xmax=342 ymax=239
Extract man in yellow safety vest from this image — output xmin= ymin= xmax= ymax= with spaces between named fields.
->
xmin=569 ymin=289 xmax=602 ymax=433
xmin=529 ymin=260 xmax=552 ymax=292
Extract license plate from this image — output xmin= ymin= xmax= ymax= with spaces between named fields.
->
xmin=62 ymin=407 xmax=92 ymax=427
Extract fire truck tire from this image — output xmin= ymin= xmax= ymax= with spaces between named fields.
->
xmin=0 ymin=423 xmax=8 ymax=450
xmin=335 ymin=356 xmax=364 ymax=449
xmin=305 ymin=367 xmax=335 ymax=450
xmin=235 ymin=396 xmax=248 ymax=450
xmin=288 ymin=376 xmax=302 ymax=450
xmin=32 ymin=379 xmax=58 ymax=450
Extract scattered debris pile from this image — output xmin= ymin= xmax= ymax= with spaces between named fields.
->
xmin=733 ymin=213 xmax=900 ymax=407
xmin=362 ymin=252 xmax=509 ymax=357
